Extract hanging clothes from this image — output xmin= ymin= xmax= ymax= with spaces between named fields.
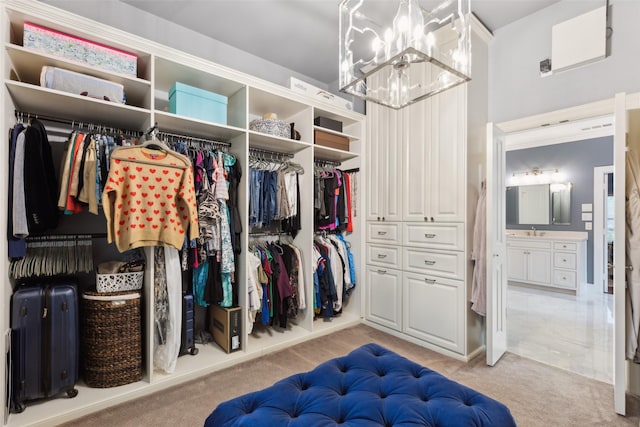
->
xmin=314 ymin=167 xmax=353 ymax=232
xmin=471 ymin=184 xmax=487 ymax=317
xmin=101 ymin=144 xmax=199 ymax=253
xmin=22 ymin=119 xmax=59 ymax=233
xmin=8 ymin=123 xmax=27 ymax=258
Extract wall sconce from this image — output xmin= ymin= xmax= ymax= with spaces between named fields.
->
xmin=338 ymin=0 xmax=472 ymax=109
xmin=509 ymin=168 xmax=566 ymax=186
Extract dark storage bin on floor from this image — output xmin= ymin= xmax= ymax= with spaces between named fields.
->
xmin=81 ymin=291 xmax=142 ymax=388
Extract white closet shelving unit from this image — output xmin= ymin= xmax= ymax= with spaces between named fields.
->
xmin=0 ymin=1 xmax=365 ymax=425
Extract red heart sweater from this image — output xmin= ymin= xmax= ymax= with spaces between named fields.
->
xmin=102 ymin=146 xmax=199 ymax=252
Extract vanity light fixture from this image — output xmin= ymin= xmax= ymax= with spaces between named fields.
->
xmin=338 ymin=0 xmax=472 ymax=109
xmin=509 ymin=168 xmax=566 ymax=186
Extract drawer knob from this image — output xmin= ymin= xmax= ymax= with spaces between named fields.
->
xmin=424 ymin=278 xmax=436 ymax=284
xmin=377 ymin=254 xmax=387 ymax=258
xmin=425 ymin=233 xmax=436 ymax=238
xmin=562 ymin=245 xmax=567 ymax=248
xmin=378 ymin=231 xmax=387 ymax=235
xmin=424 ymin=260 xmax=436 ymax=265
xmin=563 ymin=259 xmax=567 ymax=262
xmin=563 ymin=276 xmax=567 ymax=280
xmin=377 ymin=269 xmax=387 ymax=274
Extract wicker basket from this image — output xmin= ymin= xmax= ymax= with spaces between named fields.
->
xmin=96 ymin=271 xmax=143 ymax=293
xmin=81 ymin=291 xmax=142 ymax=388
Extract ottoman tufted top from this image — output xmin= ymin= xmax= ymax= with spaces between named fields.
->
xmin=206 ymin=343 xmax=517 ymax=426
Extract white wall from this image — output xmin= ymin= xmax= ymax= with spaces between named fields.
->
xmin=40 ymin=0 xmax=331 ymax=93
xmin=489 ymin=0 xmax=640 ymax=123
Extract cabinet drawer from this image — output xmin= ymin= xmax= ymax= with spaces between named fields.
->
xmin=507 ymin=238 xmax=552 ymax=250
xmin=403 ymin=248 xmax=464 ymax=280
xmin=367 ymin=222 xmax=401 ymax=245
xmin=553 ymin=269 xmax=577 ymax=289
xmin=554 ymin=241 xmax=577 ymax=252
xmin=554 ymin=252 xmax=576 ymax=270
xmin=403 ymin=223 xmax=463 ymax=250
xmin=367 ymin=245 xmax=401 ymax=268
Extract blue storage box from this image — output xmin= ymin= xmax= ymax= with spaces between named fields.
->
xmin=169 ymin=82 xmax=227 ymax=124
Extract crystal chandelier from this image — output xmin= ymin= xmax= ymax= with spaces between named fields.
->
xmin=339 ymin=0 xmax=471 ymax=109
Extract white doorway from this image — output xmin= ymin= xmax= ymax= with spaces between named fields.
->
xmin=594 ymin=166 xmax=615 ymax=294
xmin=487 ymin=98 xmax=626 ymax=414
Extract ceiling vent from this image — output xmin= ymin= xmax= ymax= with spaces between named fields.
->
xmin=551 ymin=5 xmax=607 ymax=73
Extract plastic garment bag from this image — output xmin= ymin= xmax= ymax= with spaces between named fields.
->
xmin=153 ymin=246 xmax=182 ymax=373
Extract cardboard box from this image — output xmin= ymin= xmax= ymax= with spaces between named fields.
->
xmin=314 ymin=129 xmax=350 ymax=151
xmin=209 ymin=305 xmax=241 ymax=353
xmin=23 ymin=22 xmax=137 ymax=77
xmin=314 ymin=116 xmax=343 ymax=133
xmin=169 ymin=82 xmax=228 ymax=124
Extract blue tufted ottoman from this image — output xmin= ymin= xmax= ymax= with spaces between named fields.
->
xmin=205 ymin=343 xmax=517 ymax=426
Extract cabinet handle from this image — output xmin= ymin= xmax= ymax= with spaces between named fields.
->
xmin=424 ymin=233 xmax=436 ymax=238
xmin=382 ymin=217 xmax=386 ymax=221
xmin=424 ymin=260 xmax=436 ymax=265
xmin=562 ymin=245 xmax=567 ymax=248
xmin=377 ymin=231 xmax=387 ymax=235
xmin=377 ymin=269 xmax=387 ymax=274
xmin=424 ymin=278 xmax=436 ymax=284
xmin=377 ymin=254 xmax=387 ymax=258
xmin=431 ymin=217 xmax=435 ymax=222
xmin=562 ymin=259 xmax=567 ymax=262
xmin=424 ymin=216 xmax=428 ymax=221
xmin=377 ymin=217 xmax=381 ymax=221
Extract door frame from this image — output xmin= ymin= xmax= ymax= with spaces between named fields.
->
xmin=593 ymin=165 xmax=614 ymax=293
xmin=491 ymin=94 xmax=633 ymax=416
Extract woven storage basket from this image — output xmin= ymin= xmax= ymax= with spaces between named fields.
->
xmin=96 ymin=271 xmax=143 ymax=293
xmin=81 ymin=291 xmax=142 ymax=388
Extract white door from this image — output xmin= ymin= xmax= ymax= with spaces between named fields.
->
xmin=486 ymin=123 xmax=508 ymax=366
xmin=593 ymin=166 xmax=614 ymax=293
xmin=613 ymin=93 xmax=626 ymax=415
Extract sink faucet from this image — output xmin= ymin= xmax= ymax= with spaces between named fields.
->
xmin=531 ymin=226 xmax=536 ymax=237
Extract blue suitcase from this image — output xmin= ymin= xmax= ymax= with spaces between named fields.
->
xmin=10 ymin=283 xmax=79 ymax=413
xmin=179 ymin=293 xmax=198 ymax=356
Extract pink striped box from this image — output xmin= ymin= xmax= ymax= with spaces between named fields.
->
xmin=23 ymin=22 xmax=137 ymax=77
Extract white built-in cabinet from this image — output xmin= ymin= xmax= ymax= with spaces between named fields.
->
xmin=506 ymin=234 xmax=587 ymax=293
xmin=365 ymin=18 xmax=491 ymax=360
xmin=0 ymin=1 xmax=365 ymax=425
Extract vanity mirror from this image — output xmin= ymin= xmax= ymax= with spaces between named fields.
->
xmin=506 ymin=183 xmax=572 ymax=225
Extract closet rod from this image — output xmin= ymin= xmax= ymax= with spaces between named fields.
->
xmin=341 ymin=167 xmax=359 ymax=173
xmin=249 ymin=147 xmax=294 ymax=159
xmin=157 ymin=130 xmax=231 ymax=148
xmin=249 ymin=231 xmax=289 ymax=237
xmin=25 ymin=233 xmax=106 ymax=242
xmin=314 ymin=158 xmax=342 ymax=167
xmin=14 ymin=110 xmax=142 ymax=136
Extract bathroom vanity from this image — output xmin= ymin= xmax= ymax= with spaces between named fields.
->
xmin=506 ymin=230 xmax=588 ymax=294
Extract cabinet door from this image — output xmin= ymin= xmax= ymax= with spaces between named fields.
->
xmin=403 ymin=272 xmax=463 ymax=353
xmin=366 ymin=266 xmax=402 ymax=331
xmin=366 ymin=102 xmax=402 ymax=222
xmin=507 ymin=248 xmax=527 ymax=281
xmin=527 ymin=249 xmax=552 ymax=284
xmin=429 ymin=85 xmax=465 ymax=222
xmin=366 ymin=102 xmax=383 ymax=221
xmin=403 ymin=95 xmax=432 ymax=221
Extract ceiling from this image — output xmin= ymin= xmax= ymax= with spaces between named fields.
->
xmin=122 ymin=0 xmax=561 ymax=85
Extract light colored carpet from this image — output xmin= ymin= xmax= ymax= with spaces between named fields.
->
xmin=62 ymin=324 xmax=640 ymax=426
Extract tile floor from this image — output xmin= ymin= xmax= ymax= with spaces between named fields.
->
xmin=507 ymin=282 xmax=614 ymax=383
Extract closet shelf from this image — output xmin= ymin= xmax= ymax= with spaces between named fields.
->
xmin=5 ymin=43 xmax=151 ymax=108
xmin=5 ymin=80 xmax=151 ymax=129
xmin=248 ymin=130 xmax=312 ymax=154
xmin=313 ymin=144 xmax=360 ymax=162
xmin=154 ymin=111 xmax=245 ymax=142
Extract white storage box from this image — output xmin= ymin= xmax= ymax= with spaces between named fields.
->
xmin=40 ymin=66 xmax=125 ymax=104
xmin=289 ymin=77 xmax=353 ymax=111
